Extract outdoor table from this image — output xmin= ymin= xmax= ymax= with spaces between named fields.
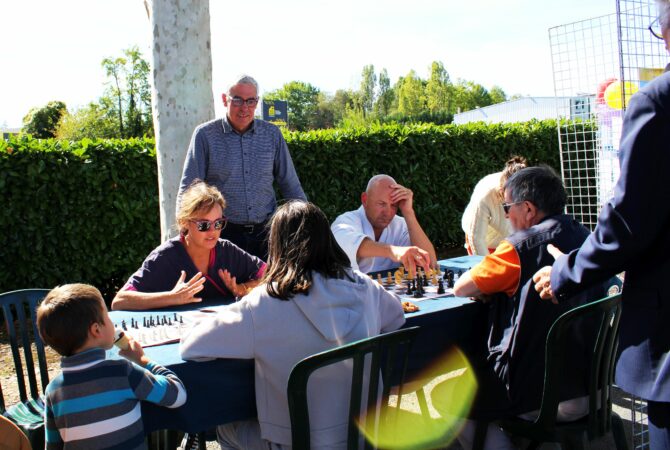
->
xmin=107 ymin=255 xmax=487 ymax=435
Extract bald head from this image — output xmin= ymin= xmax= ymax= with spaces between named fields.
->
xmin=366 ymin=174 xmax=396 ymax=194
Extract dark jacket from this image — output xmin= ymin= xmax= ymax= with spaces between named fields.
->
xmin=489 ymin=214 xmax=610 ymax=413
xmin=551 ymin=72 xmax=670 ymax=402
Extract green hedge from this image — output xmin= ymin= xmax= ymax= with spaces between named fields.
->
xmin=0 ymin=120 xmax=565 ymax=300
xmin=0 ymin=137 xmax=159 ymax=300
xmin=288 ymin=120 xmax=561 ymax=247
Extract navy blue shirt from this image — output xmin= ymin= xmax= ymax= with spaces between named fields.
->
xmin=124 ymin=236 xmax=266 ymax=300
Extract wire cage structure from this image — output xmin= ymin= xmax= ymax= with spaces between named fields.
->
xmin=550 ymin=1 xmax=665 ymax=448
xmin=549 ymin=0 xmax=666 ymax=230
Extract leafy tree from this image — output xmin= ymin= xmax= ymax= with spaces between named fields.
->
xmin=425 ymin=61 xmax=452 ymax=113
xmin=375 ymin=68 xmax=394 ymax=117
xmin=453 ymin=80 xmax=492 ymax=112
xmin=21 ymin=101 xmax=67 ymax=138
xmin=101 ymin=46 xmax=153 ymax=138
xmin=396 ymin=70 xmax=425 ymax=116
xmin=265 ymin=81 xmax=320 ymax=131
xmin=359 ymin=65 xmax=376 ymax=116
xmin=489 ymin=85 xmax=507 ymax=104
xmin=55 ymin=103 xmax=118 ymax=140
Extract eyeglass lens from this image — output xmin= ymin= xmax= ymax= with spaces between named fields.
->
xmin=649 ymin=17 xmax=663 ymax=40
xmin=195 ymin=219 xmax=226 ymax=232
xmin=231 ymin=96 xmax=258 ymax=107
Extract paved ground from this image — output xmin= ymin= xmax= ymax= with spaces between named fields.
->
xmin=197 ymin=381 xmax=646 ymax=449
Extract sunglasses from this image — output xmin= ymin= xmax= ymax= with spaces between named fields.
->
xmin=502 ymin=201 xmax=524 ymax=214
xmin=190 ymin=218 xmax=227 ymax=232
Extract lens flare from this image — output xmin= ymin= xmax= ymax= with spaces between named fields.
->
xmin=358 ymin=346 xmax=478 ymax=449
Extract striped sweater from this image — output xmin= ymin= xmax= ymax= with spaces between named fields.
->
xmin=44 ymin=348 xmax=187 ymax=449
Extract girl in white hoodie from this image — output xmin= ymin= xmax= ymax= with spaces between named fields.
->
xmin=180 ymin=200 xmax=405 ymax=449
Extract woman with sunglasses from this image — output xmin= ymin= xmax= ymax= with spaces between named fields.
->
xmin=181 ymin=200 xmax=405 ymax=449
xmin=111 ymin=181 xmax=266 ymax=310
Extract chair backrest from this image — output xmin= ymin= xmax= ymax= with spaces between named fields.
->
xmin=533 ymin=293 xmax=622 ymax=437
xmin=287 ymin=326 xmax=420 ymax=450
xmin=0 ymin=289 xmax=51 ymax=411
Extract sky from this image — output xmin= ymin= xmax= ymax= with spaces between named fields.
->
xmin=1 ymin=0 xmax=618 ymax=129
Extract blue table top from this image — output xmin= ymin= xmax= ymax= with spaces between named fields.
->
xmin=438 ymin=255 xmax=483 ymax=272
xmin=107 ymin=257 xmax=488 ymax=434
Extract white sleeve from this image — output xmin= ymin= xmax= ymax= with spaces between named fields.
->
xmin=331 ymin=213 xmax=367 ymax=271
xmin=179 ymin=300 xmax=254 ymax=361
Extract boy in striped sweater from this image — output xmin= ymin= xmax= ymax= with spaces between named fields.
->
xmin=37 ymin=284 xmax=187 ymax=449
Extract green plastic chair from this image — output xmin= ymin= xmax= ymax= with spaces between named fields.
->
xmin=0 ymin=289 xmax=51 ymax=449
xmin=287 ymin=326 xmax=421 ymax=450
xmin=473 ymin=293 xmax=628 ymax=450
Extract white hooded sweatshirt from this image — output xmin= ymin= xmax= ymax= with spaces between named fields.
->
xmin=180 ymin=269 xmax=406 ymax=448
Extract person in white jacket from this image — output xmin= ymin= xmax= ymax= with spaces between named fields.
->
xmin=461 ymin=156 xmax=527 ymax=256
xmin=180 ymin=200 xmax=406 ymax=450
xmin=331 ymin=174 xmax=436 ymax=276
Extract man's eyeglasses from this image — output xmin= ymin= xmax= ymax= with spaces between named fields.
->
xmin=190 ymin=218 xmax=227 ymax=232
xmin=229 ymin=96 xmax=259 ymax=107
xmin=502 ymin=201 xmax=524 ymax=214
xmin=649 ymin=17 xmax=664 ymax=40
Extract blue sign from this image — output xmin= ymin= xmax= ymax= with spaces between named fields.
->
xmin=262 ymin=100 xmax=288 ymax=127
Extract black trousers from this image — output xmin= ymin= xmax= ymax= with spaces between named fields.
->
xmin=220 ymin=222 xmax=269 ymax=262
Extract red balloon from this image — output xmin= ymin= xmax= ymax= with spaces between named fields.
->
xmin=597 ymin=78 xmax=617 ymax=105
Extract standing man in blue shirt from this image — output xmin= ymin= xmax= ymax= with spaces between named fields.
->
xmin=179 ymin=75 xmax=307 ymax=260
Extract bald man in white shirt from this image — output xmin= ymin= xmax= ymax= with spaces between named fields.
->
xmin=331 ymin=175 xmax=437 ymax=276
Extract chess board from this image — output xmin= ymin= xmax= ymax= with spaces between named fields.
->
xmin=370 ymin=268 xmax=458 ymax=313
xmin=114 ymin=311 xmax=209 ymax=348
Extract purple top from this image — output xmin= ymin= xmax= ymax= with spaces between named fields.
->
xmin=123 ymin=236 xmax=266 ymax=300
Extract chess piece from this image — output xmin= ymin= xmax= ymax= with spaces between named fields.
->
xmin=377 ymin=273 xmax=383 ymax=284
xmin=437 ymin=279 xmax=445 ymax=295
xmin=446 ymin=271 xmax=454 ymax=289
xmin=168 ymin=318 xmax=172 ymax=326
xmin=143 ymin=317 xmax=147 ymax=327
xmin=114 ymin=329 xmax=130 ymax=350
xmin=174 ymin=312 xmax=178 ymax=321
xmin=406 ymin=281 xmax=413 ymax=295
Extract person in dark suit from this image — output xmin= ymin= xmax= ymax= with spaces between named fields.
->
xmin=533 ymin=2 xmax=670 ymax=446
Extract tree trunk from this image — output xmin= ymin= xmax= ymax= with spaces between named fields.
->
xmin=149 ymin=0 xmax=214 ymax=241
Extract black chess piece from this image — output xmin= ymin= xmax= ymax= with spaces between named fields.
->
xmin=179 ymin=316 xmax=184 ymax=324
xmin=168 ymin=318 xmax=172 ymax=326
xmin=415 ymin=276 xmax=423 ymax=295
xmin=437 ymin=279 xmax=445 ymax=295
xmin=446 ymin=270 xmax=454 ymax=288
xmin=143 ymin=317 xmax=147 ymax=327
xmin=406 ymin=281 xmax=413 ymax=295
xmin=422 ymin=275 xmax=428 ymax=287
xmin=413 ymin=288 xmax=423 ymax=298
xmin=174 ymin=312 xmax=178 ymax=321
xmin=443 ymin=267 xmax=449 ymax=279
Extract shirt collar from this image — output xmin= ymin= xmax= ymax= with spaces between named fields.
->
xmin=221 ymin=116 xmax=256 ymax=135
